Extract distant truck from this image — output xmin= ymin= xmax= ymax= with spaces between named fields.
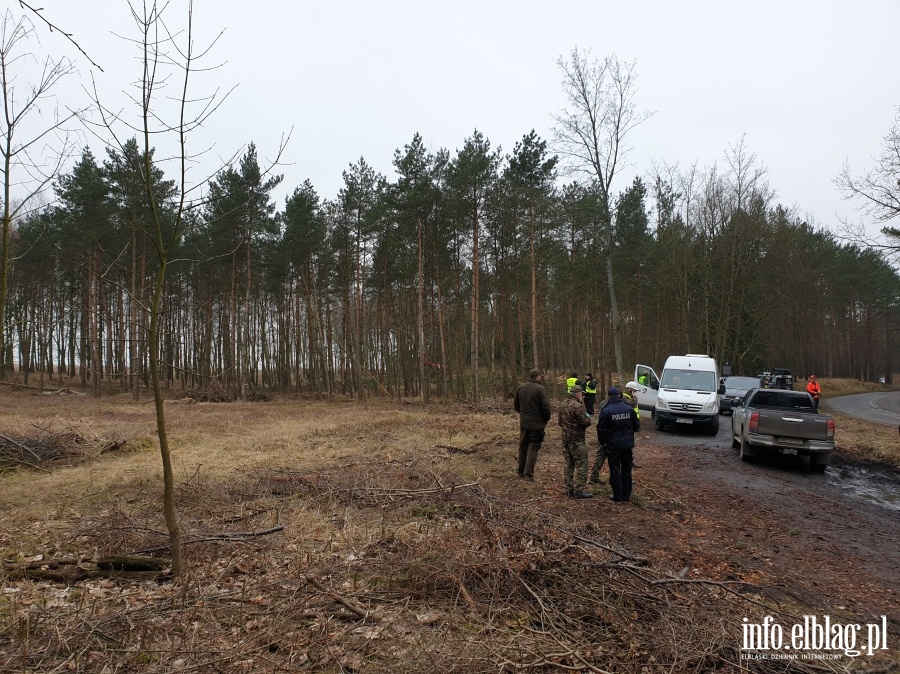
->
xmin=731 ymin=388 xmax=835 ymax=471
xmin=756 ymin=368 xmax=794 ymax=390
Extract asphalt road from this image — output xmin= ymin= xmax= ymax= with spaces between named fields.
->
xmin=821 ymin=390 xmax=900 ymax=426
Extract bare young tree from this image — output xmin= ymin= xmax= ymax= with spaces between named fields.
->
xmin=0 ymin=9 xmax=80 ymax=377
xmin=553 ymin=48 xmax=653 ymax=383
xmin=836 ymin=106 xmax=900 ymax=254
xmin=83 ymin=0 xmax=238 ymax=576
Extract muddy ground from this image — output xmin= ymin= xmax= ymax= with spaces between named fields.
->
xmin=542 ymin=419 xmax=900 ymax=621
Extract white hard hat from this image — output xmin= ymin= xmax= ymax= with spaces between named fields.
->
xmin=625 ymin=381 xmax=639 ymax=391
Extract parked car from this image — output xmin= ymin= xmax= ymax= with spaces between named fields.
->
xmin=718 ymin=376 xmax=763 ymax=415
xmin=731 ymin=388 xmax=835 ymax=471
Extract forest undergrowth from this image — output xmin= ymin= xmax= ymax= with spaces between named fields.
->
xmin=0 ymin=385 xmax=896 ymax=672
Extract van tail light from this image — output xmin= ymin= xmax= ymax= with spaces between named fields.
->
xmin=826 ymin=418 xmax=835 ymax=438
xmin=749 ymin=412 xmax=759 ymax=433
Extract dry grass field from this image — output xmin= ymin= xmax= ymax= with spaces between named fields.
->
xmin=0 ymin=379 xmax=897 ymax=673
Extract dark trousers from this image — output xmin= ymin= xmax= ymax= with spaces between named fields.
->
xmin=583 ymin=394 xmax=596 ymax=416
xmin=517 ymin=428 xmax=545 ymax=477
xmin=607 ymin=446 xmax=634 ymax=501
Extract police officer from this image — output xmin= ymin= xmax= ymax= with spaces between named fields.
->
xmin=597 ymin=387 xmax=640 ymax=502
xmin=589 ymin=381 xmax=633 ymax=484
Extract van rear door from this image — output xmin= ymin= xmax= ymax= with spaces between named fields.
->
xmin=633 ymin=363 xmax=660 ymax=410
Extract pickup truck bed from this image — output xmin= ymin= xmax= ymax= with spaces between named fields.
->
xmin=730 ymin=389 xmax=835 ymax=471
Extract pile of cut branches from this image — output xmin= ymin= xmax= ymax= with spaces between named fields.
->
xmin=181 ymin=379 xmax=271 ymax=403
xmin=0 ymin=429 xmax=126 ymax=471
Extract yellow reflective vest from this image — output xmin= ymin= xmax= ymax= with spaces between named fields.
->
xmin=623 ymin=392 xmax=641 ymax=420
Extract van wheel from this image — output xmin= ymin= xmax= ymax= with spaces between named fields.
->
xmin=708 ymin=417 xmax=719 ymax=436
xmin=655 ymin=417 xmax=665 ymax=432
xmin=739 ymin=434 xmax=755 ymax=462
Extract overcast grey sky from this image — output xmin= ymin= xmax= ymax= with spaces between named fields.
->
xmin=24 ymin=0 xmax=900 ymax=235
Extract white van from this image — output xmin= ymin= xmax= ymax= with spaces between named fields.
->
xmin=633 ymin=355 xmax=723 ymax=435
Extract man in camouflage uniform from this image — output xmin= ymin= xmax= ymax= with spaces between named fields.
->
xmin=558 ymin=385 xmax=593 ymax=499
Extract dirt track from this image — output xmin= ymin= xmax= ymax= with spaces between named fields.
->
xmin=527 ymin=419 xmax=900 ymax=625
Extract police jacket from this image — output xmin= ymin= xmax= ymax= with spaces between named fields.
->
xmin=514 ymin=376 xmax=552 ymax=430
xmin=597 ymin=397 xmax=640 ymax=450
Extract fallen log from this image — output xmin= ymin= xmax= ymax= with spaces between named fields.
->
xmin=1 ymin=555 xmax=171 ymax=584
xmin=96 ymin=555 xmax=169 ymax=571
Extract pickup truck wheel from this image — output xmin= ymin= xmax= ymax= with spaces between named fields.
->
xmin=739 ymin=434 xmax=755 ymax=462
xmin=809 ymin=459 xmax=827 ymax=473
xmin=731 ymin=432 xmax=740 ymax=449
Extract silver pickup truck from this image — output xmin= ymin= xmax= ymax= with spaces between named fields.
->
xmin=731 ymin=389 xmax=835 ymax=471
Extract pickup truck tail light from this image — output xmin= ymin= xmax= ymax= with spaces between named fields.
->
xmin=826 ymin=418 xmax=835 ymax=438
xmin=749 ymin=412 xmax=759 ymax=432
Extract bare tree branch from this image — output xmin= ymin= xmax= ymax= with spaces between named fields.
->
xmin=17 ymin=0 xmax=104 ymax=71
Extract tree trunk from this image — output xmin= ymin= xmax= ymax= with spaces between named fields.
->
xmin=530 ymin=206 xmax=539 ymax=369
xmin=416 ymin=212 xmax=427 ymax=401
xmin=471 ymin=206 xmax=480 ymax=402
xmin=606 ymin=246 xmax=625 ymax=385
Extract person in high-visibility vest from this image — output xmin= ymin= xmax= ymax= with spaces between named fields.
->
xmin=806 ymin=375 xmax=822 ymax=411
xmin=582 ymin=373 xmax=598 ymax=416
xmin=624 ymin=382 xmax=641 ymax=420
xmin=566 ymin=372 xmax=580 ymax=394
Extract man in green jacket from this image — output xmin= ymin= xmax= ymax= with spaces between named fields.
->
xmin=513 ymin=368 xmax=552 ymax=481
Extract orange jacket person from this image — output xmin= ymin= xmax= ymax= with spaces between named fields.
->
xmin=806 ymin=375 xmax=822 ymax=411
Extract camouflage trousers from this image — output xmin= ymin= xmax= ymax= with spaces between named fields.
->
xmin=590 ymin=444 xmax=608 ymax=483
xmin=562 ymin=440 xmax=588 ymax=493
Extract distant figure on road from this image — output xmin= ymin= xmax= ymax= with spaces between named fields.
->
xmin=806 ymin=375 xmax=822 ymax=411
xmin=513 ymin=368 xmax=552 ymax=481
